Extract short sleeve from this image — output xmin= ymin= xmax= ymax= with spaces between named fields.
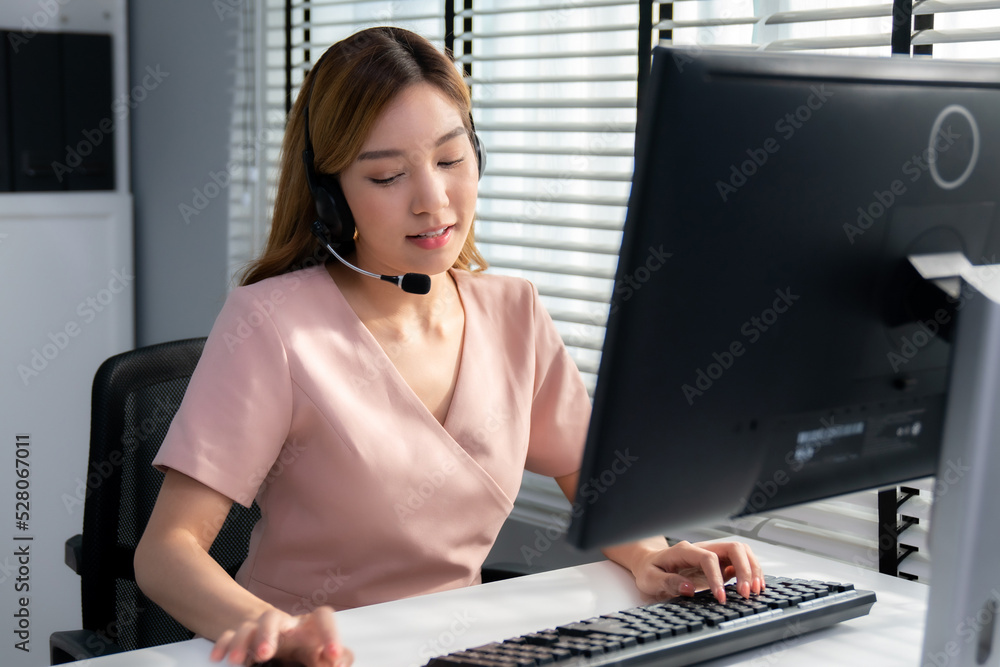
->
xmin=524 ymin=284 xmax=592 ymax=478
xmin=153 ymin=286 xmax=293 ymax=507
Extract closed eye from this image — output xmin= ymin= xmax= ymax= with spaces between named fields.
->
xmin=369 ymin=173 xmax=402 ymax=186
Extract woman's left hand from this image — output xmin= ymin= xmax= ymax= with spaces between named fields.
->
xmin=625 ymin=539 xmax=764 ymax=604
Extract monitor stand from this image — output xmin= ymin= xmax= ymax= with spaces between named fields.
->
xmin=917 ymin=254 xmax=1000 ymax=666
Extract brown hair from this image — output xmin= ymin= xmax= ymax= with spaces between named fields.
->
xmin=238 ymin=26 xmax=487 ymax=286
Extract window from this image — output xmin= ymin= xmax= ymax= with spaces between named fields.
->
xmin=227 ymin=1 xmax=1000 ymax=571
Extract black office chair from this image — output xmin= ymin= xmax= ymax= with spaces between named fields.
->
xmin=50 ymin=337 xmax=261 ymax=665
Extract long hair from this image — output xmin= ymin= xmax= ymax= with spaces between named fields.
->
xmin=238 ymin=27 xmax=487 ymax=286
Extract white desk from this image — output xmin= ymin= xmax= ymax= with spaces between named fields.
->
xmin=60 ymin=538 xmax=927 ymax=666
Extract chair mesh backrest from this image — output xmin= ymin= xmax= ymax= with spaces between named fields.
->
xmin=79 ymin=338 xmax=260 ymax=651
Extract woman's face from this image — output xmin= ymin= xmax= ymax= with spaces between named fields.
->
xmin=338 ymin=82 xmax=479 ymax=278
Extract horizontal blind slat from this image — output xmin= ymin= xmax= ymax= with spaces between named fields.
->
xmin=477 ymin=234 xmax=622 ymax=255
xmin=766 ymin=4 xmax=893 ymax=26
xmin=482 ymin=145 xmax=633 ymax=157
xmin=764 ymin=33 xmax=891 ymax=50
xmin=292 ymin=14 xmax=441 ymax=30
xmin=486 ymin=258 xmax=617 ymax=280
xmin=460 ymin=0 xmax=638 ymax=17
xmin=456 ymin=23 xmax=639 ymax=39
xmin=476 ymin=121 xmax=635 ymax=133
xmin=480 ymin=192 xmax=627 ymax=207
xmin=658 ymin=17 xmax=760 ymax=30
xmin=458 ymin=49 xmax=636 ymax=62
xmin=474 ymin=97 xmax=637 ymax=109
xmin=486 ymin=168 xmax=632 ymax=182
xmin=536 ymin=284 xmax=615 ymax=303
xmin=476 ymin=212 xmax=624 ymax=231
xmin=913 ymin=27 xmax=1000 ymax=44
xmin=468 ymin=75 xmax=637 ymax=85
xmin=914 ymin=0 xmax=1000 ymax=14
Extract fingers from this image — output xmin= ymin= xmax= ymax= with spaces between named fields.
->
xmin=210 ymin=618 xmax=260 ymax=665
xmin=252 ymin=609 xmax=284 ymax=663
xmin=644 ymin=541 xmax=764 ymax=604
xmin=310 ymin=606 xmax=346 ymax=663
xmin=209 ymin=607 xmax=350 ymax=667
xmin=699 ymin=541 xmax=765 ymax=598
xmin=210 ymin=629 xmax=235 ymax=663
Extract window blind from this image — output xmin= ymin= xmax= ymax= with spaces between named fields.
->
xmin=226 ymin=0 xmax=288 ymax=285
xmin=451 ymin=0 xmax=640 ymax=395
xmin=657 ymin=0 xmax=1000 ymax=57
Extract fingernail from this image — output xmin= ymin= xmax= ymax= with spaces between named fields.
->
xmin=327 ymin=642 xmax=343 ymax=657
xmin=677 ymin=581 xmax=694 ymax=596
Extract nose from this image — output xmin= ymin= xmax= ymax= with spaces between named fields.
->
xmin=411 ymin=165 xmax=449 ymax=215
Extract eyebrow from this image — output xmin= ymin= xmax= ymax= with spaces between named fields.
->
xmin=356 ymin=126 xmax=467 ymax=162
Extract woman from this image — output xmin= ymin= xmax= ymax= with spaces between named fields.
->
xmin=134 ymin=26 xmax=763 ymax=667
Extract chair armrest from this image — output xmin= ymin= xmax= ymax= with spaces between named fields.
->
xmin=50 ymin=629 xmax=125 ymax=664
xmin=64 ymin=534 xmax=83 ymax=574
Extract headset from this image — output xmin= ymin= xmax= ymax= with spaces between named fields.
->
xmin=301 ymin=47 xmax=486 ymax=252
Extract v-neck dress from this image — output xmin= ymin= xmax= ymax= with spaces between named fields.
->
xmin=152 ymin=264 xmax=591 ymax=613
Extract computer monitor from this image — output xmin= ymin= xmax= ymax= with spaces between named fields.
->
xmin=567 ymin=46 xmax=1000 ymax=665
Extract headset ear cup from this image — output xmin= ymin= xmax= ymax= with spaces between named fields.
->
xmin=472 ymin=131 xmax=486 ymax=180
xmin=319 ymin=175 xmax=355 ymax=245
xmin=312 ymin=184 xmax=342 ymax=239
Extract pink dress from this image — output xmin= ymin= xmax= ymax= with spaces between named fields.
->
xmin=153 ymin=265 xmax=591 ymax=613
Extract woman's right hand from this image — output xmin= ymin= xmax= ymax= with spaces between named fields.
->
xmin=209 ymin=606 xmax=353 ymax=666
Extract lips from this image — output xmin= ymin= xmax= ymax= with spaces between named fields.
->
xmin=410 ymin=225 xmax=452 ymax=239
xmin=407 ymin=224 xmax=454 ymax=250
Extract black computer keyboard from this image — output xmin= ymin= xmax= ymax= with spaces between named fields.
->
xmin=423 ymin=575 xmax=876 ymax=666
